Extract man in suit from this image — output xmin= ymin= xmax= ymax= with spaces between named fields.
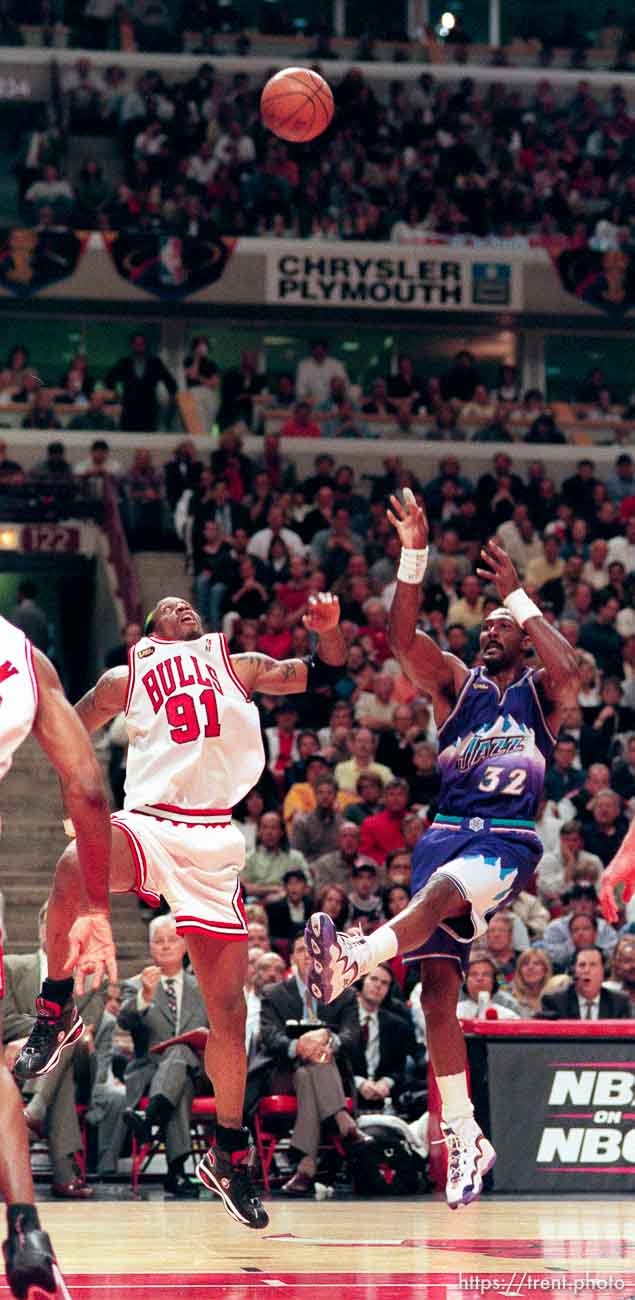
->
xmin=266 ymin=869 xmax=313 ymax=946
xmin=540 ymin=946 xmax=631 ymax=1020
xmin=84 ymin=982 xmax=129 ymax=1177
xmin=119 ymin=914 xmax=209 ymax=1197
xmin=257 ymin=933 xmax=369 ymax=1195
xmin=3 ymin=903 xmax=102 ymax=1198
xmin=347 ymin=965 xmax=418 ymax=1112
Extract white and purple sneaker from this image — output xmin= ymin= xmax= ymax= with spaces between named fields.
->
xmin=305 ymin=913 xmax=370 ymax=1004
xmin=441 ymin=1117 xmax=496 ymax=1209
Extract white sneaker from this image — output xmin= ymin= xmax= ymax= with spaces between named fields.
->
xmin=305 ymin=914 xmax=370 ymax=1003
xmin=441 ymin=1117 xmax=496 ymax=1209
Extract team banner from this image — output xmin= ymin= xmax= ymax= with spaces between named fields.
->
xmin=103 ymin=232 xmax=236 ymax=299
xmin=546 ymin=239 xmax=635 ymax=316
xmin=488 ymin=1038 xmax=635 ymax=1192
xmin=0 ymin=226 xmax=87 ymax=296
xmin=265 ymin=246 xmax=522 ymax=311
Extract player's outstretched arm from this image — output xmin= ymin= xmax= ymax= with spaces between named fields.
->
xmin=387 ymin=489 xmax=465 ymax=705
xmin=32 ymin=652 xmax=118 ymax=989
xmin=31 ymin=650 xmax=111 ymax=913
xmin=600 ymin=819 xmax=635 ymax=924
xmin=476 ymin=539 xmax=581 ymax=732
xmin=232 ymin=593 xmax=346 ymax=696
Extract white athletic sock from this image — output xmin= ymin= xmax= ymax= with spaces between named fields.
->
xmin=437 ymin=1072 xmax=474 ymax=1127
xmin=361 ymin=922 xmax=398 ymax=970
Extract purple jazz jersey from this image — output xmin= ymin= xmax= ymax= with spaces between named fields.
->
xmin=409 ymin=666 xmax=555 ymax=970
xmin=434 ymin=665 xmax=556 ymax=823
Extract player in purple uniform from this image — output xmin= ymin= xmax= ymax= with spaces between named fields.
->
xmin=306 ymin=489 xmax=580 ymax=1208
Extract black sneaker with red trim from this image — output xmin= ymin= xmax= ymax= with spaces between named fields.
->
xmin=3 ymin=1211 xmax=72 ymax=1299
xmin=13 ymin=1000 xmax=84 ymax=1081
xmin=196 ymin=1143 xmax=268 ymax=1229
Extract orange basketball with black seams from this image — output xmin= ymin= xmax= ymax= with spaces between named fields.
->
xmin=260 ymin=67 xmax=334 ymax=143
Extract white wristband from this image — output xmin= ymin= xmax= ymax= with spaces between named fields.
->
xmin=397 ymin=547 xmax=428 ymax=585
xmin=63 ymin=818 xmax=76 ymax=839
xmin=503 ymin=588 xmax=542 ymax=627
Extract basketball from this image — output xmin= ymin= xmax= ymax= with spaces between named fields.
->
xmin=260 ymin=67 xmax=334 ymax=143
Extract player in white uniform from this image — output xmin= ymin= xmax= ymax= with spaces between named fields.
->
xmin=0 ymin=615 xmax=114 ymax=1300
xmin=15 ymin=592 xmax=345 ymax=1229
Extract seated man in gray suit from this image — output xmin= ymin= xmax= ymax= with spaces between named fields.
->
xmin=84 ymin=982 xmax=129 ymax=1177
xmin=540 ymin=946 xmax=631 ymax=1020
xmin=119 ymin=913 xmax=209 ymax=1197
xmin=3 ymin=902 xmax=102 ymax=1198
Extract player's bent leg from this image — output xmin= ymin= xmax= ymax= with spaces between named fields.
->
xmin=0 ymin=1039 xmax=70 ymax=1300
xmin=420 ymin=958 xmax=496 ymax=1209
xmin=14 ymin=828 xmax=136 ymax=1082
xmin=306 ymin=875 xmax=469 ymax=1003
xmin=185 ymin=932 xmax=268 ymax=1230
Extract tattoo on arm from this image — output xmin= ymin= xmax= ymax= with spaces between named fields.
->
xmin=282 ymin=662 xmax=298 ymax=681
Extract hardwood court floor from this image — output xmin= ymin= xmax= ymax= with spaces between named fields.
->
xmin=6 ymin=1197 xmax=633 ymax=1299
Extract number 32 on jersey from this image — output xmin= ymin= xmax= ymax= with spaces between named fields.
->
xmin=477 ymin=766 xmax=527 ymax=796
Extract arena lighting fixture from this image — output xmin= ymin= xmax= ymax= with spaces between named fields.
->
xmin=440 ymin=10 xmax=456 ymax=33
xmin=0 ymin=528 xmax=18 ymax=549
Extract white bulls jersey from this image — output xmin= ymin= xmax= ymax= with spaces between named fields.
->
xmin=0 ymin=615 xmax=38 ymax=782
xmin=123 ymin=632 xmax=265 ymax=821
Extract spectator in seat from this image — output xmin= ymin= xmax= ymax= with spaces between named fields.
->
xmin=281 ymin=401 xmax=322 ymax=439
xmin=348 ymin=965 xmax=418 ymax=1113
xmin=457 ymin=953 xmax=521 ymax=1020
xmin=248 ymin=503 xmax=304 ymax=563
xmin=266 ymin=700 xmax=300 ymax=786
xmin=362 ymin=377 xmax=398 ymax=417
xmin=119 ymin=915 xmax=208 ymax=1198
xmin=245 ymin=951 xmax=287 ymax=1063
xmin=605 ymin=938 xmax=635 ymax=1016
xmin=605 ymin=452 xmax=634 ymax=505
xmin=189 ymin=359 xmax=221 ymax=433
xmin=312 ymin=820 xmax=363 ymax=893
xmin=3 ymin=902 xmax=101 ymax=1198
xmin=345 ymin=773 xmax=384 ymax=827
xmin=511 ymin=949 xmax=553 ymax=1017
xmin=258 ymin=934 xmax=366 ymax=1196
xmin=536 ymin=819 xmax=603 ymax=904
xmin=106 ymin=332 xmax=177 ymax=432
xmin=163 ymin=440 xmax=202 ymax=513
xmin=612 ymin=734 xmax=635 ymax=802
xmin=266 ymin=869 xmax=313 ymax=945
xmin=243 ymin=811 xmax=309 ymax=903
xmin=525 ymin=526 xmax=565 ymax=591
xmin=9 ymin=580 xmax=49 ymax=653
xmin=29 ymin=439 xmax=72 ymax=481
xmin=295 ymin=339 xmax=349 ymax=407
xmin=540 ymin=883 xmax=618 ymax=972
xmin=544 ymin=734 xmax=584 ymax=803
xmin=539 ymin=947 xmax=630 ymax=1020
xmin=315 ymin=882 xmax=350 ymax=931
xmin=349 ymin=862 xmax=383 ymax=929
xmin=335 ymin=727 xmax=393 ymax=794
xmin=105 ymin=619 xmax=142 ymax=670
xmin=193 ymin=519 xmax=232 ymax=631
xmin=375 ymin=705 xmax=419 ymax=782
xmin=290 ymin=774 xmax=345 ymax=863
xmin=384 ymin=850 xmax=412 ymax=891
xmin=69 ymin=386 xmax=116 ymax=433
xmin=582 ymin=788 xmax=629 ymax=867
xmin=447 ymin=575 xmax=484 ymax=631
xmin=125 ymin=448 xmax=164 ymax=548
xmin=484 ymin=913 xmax=518 ymax=983
xmin=580 ymin=679 xmax=635 ymax=769
xmin=582 ymin=539 xmax=611 ymax=592
xmin=441 ymin=350 xmax=480 ymax=403
xmin=22 ymin=389 xmax=61 ymax=432
xmin=358 ymin=779 xmax=409 ymax=868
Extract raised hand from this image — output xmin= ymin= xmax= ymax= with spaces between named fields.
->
xmin=476 ymin=539 xmax=521 ymax=601
xmin=302 ymin=592 xmax=340 ymax=634
xmin=387 ymin=487 xmax=429 ymax=549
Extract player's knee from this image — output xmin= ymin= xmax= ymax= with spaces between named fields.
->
xmin=209 ymin=986 xmax=246 ymax=1031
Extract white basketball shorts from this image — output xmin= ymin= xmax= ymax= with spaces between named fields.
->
xmin=111 ymin=810 xmax=248 ymax=940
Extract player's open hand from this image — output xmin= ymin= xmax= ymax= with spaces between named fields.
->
xmin=387 ymin=488 xmax=429 ymax=549
xmin=476 ymin=539 xmax=520 ymax=601
xmin=599 ymin=858 xmax=634 ymax=924
xmin=302 ymin=592 xmax=340 ymax=634
xmin=64 ymin=912 xmax=118 ymax=993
